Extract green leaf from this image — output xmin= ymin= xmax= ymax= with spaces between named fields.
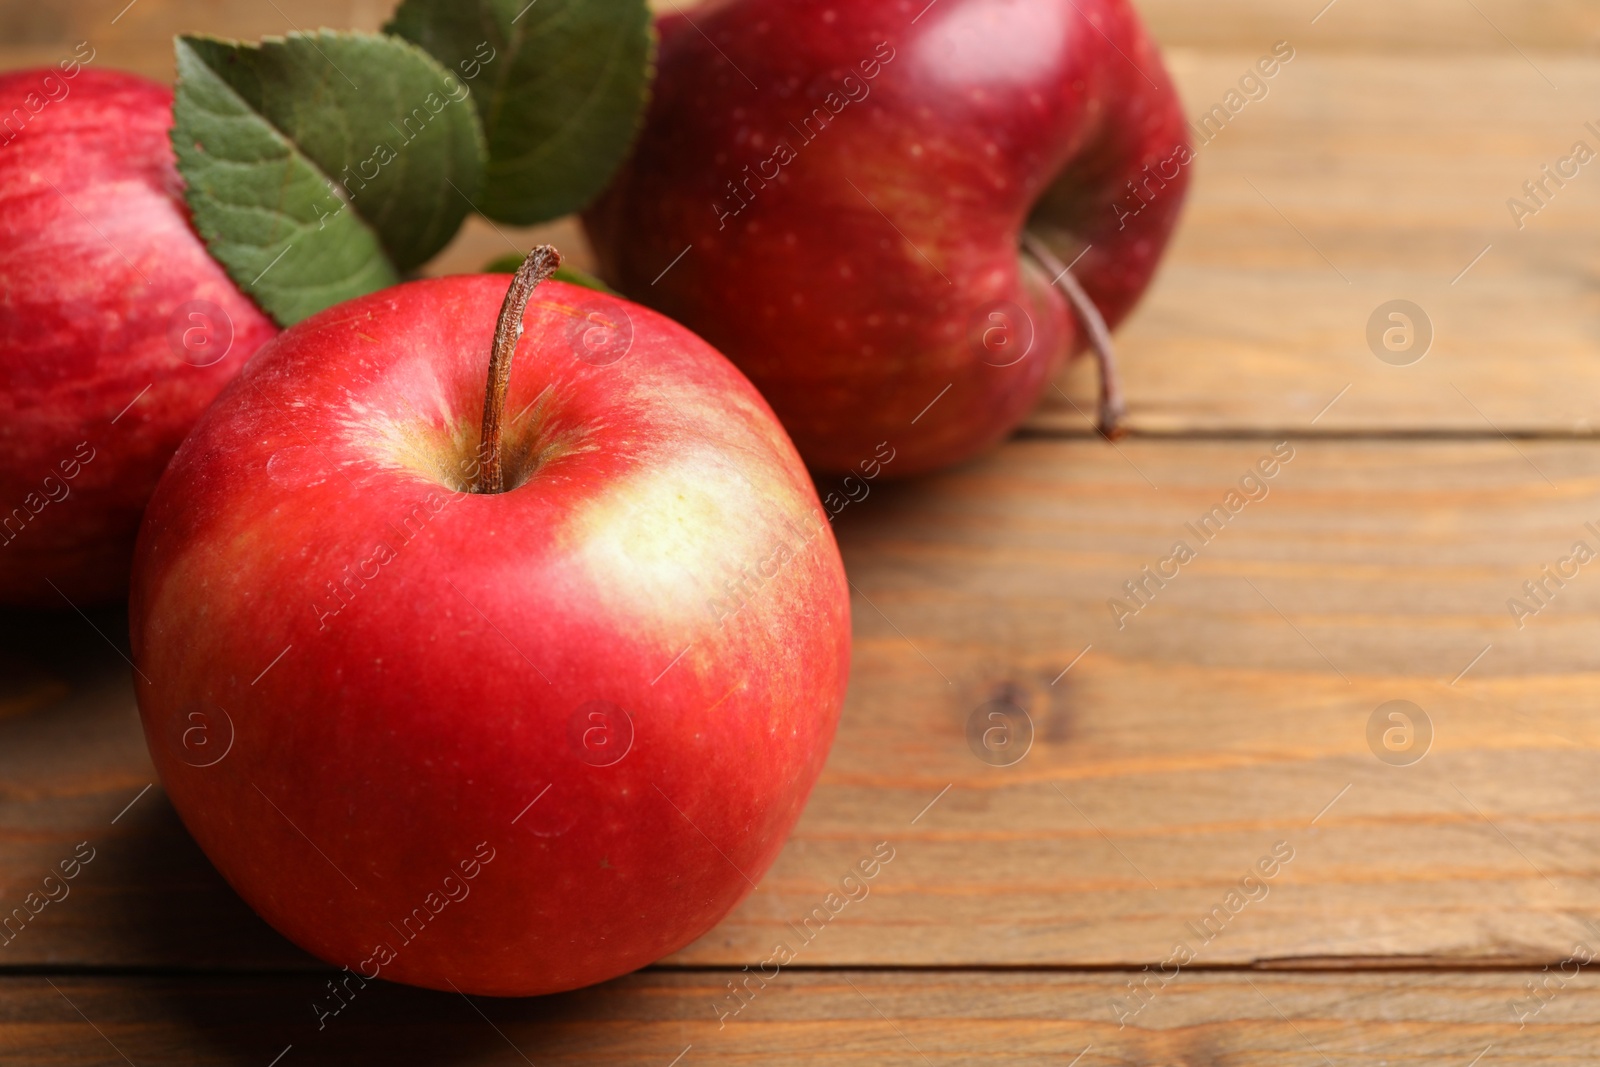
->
xmin=483 ymin=253 xmax=525 ymax=274
xmin=173 ymin=31 xmax=487 ymax=325
xmin=387 ymin=0 xmax=653 ymax=225
xmin=483 ymin=255 xmax=616 ymax=294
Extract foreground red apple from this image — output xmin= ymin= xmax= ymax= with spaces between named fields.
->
xmin=0 ymin=67 xmax=277 ymax=605
xmin=130 ymin=252 xmax=850 ymax=996
xmin=585 ymin=0 xmax=1191 ymax=475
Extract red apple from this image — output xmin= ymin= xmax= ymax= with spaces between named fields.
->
xmin=0 ymin=66 xmax=277 ymax=606
xmin=585 ymin=0 xmax=1191 ymax=476
xmin=130 ymin=254 xmax=850 ymax=996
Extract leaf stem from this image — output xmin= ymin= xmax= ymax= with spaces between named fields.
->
xmin=475 ymin=245 xmax=562 ymax=494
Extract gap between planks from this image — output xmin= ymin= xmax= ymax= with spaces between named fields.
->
xmin=1016 ymin=427 xmax=1600 ymax=442
xmin=1 ymin=959 xmax=1592 ymax=979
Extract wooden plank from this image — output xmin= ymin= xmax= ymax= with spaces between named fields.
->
xmin=5 ymin=439 xmax=1600 ymax=970
xmin=301 ymin=51 xmax=1600 ymax=439
xmin=0 ymin=2 xmax=399 ymax=84
xmin=0 ymin=970 xmax=1591 ymax=1065
xmin=436 ymin=53 xmax=1600 ymax=438
xmin=1040 ymin=51 xmax=1600 ymax=435
xmin=10 ymin=29 xmax=1598 ymax=435
xmin=3 ymin=0 xmax=1597 ymax=83
xmin=694 ymin=437 xmax=1600 ymax=966
xmin=1138 ymin=0 xmax=1600 ymax=53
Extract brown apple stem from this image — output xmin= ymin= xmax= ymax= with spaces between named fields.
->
xmin=1020 ymin=232 xmax=1126 ymax=440
xmin=475 ymin=245 xmax=562 ymax=494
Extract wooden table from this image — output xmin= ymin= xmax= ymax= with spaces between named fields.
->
xmin=6 ymin=1 xmax=1600 ymax=1062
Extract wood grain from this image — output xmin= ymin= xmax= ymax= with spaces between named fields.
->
xmin=1 ymin=0 xmax=1596 ymax=81
xmin=0 ymin=970 xmax=1591 ymax=1066
xmin=1039 ymin=51 xmax=1600 ymax=436
xmin=1139 ymin=0 xmax=1600 ymax=54
xmin=3 ymin=1 xmax=1599 ymax=1058
xmin=11 ymin=40 xmax=1596 ymax=436
xmin=7 ymin=7 xmax=1597 ymax=435
xmin=440 ymin=51 xmax=1600 ymax=440
xmin=5 ymin=440 xmax=1600 ymax=971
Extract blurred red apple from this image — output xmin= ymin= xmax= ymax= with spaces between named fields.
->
xmin=130 ymin=254 xmax=850 ymax=996
xmin=586 ymin=0 xmax=1191 ymax=475
xmin=0 ymin=67 xmax=276 ymax=606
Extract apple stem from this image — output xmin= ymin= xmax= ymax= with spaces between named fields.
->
xmin=1020 ymin=232 xmax=1127 ymax=441
xmin=475 ymin=245 xmax=563 ymax=494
